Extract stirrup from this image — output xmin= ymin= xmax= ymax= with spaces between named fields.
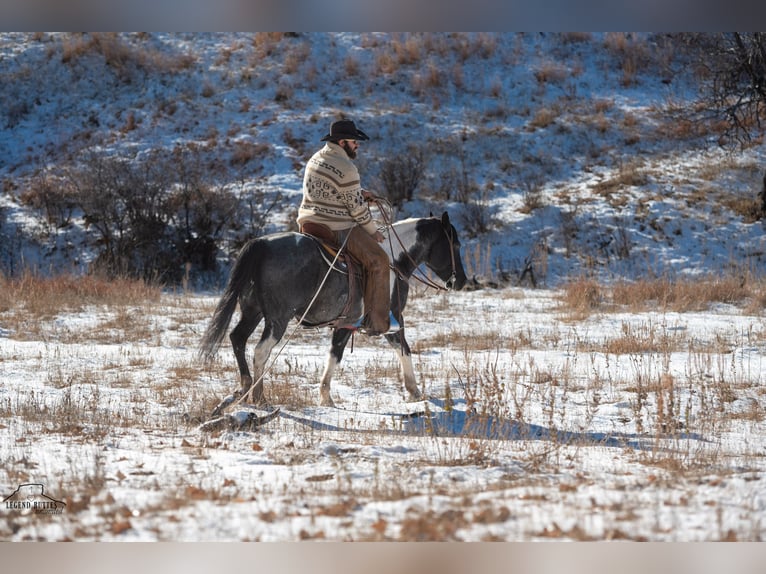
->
xmin=347 ymin=312 xmax=401 ymax=335
xmin=385 ymin=313 xmax=402 ymax=334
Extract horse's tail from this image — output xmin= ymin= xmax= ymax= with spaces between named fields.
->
xmin=198 ymin=240 xmax=259 ymax=362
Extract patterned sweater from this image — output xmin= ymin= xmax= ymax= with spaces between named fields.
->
xmin=297 ymin=142 xmax=377 ymax=235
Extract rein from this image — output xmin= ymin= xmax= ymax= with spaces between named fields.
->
xmin=371 ymin=196 xmax=455 ymax=292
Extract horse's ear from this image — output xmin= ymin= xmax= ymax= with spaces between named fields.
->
xmin=441 ymin=211 xmax=450 ymax=226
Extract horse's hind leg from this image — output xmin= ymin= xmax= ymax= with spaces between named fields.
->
xmin=229 ymin=309 xmax=262 ymax=401
xmin=385 ymin=330 xmax=422 ymax=402
xmin=319 ymin=328 xmax=354 ymax=406
xmin=246 ymin=319 xmax=288 ymax=404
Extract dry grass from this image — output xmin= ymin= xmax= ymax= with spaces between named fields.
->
xmin=2 ymin=274 xmax=764 ymax=541
xmin=602 ymin=321 xmax=684 ymax=355
xmin=527 ymin=107 xmax=558 ymax=130
xmin=591 ymin=160 xmax=650 ymax=196
xmin=558 ymin=273 xmax=766 ymax=317
xmin=0 ymin=272 xmax=160 ymax=317
xmin=59 ymin=33 xmax=195 ymax=79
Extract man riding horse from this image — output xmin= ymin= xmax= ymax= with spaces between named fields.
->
xmin=297 ymin=118 xmax=400 ymax=336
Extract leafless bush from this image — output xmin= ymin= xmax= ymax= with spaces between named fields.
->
xmin=519 ymin=180 xmax=546 ymax=214
xmin=63 ymin=147 xmax=239 ymax=283
xmin=527 ymin=107 xmax=557 ymax=130
xmin=666 ymin=33 xmax=766 ymax=144
xmin=603 ymin=32 xmax=652 ymax=87
xmin=20 ymin=171 xmax=78 ymax=229
xmin=426 ymin=135 xmax=498 ymax=237
xmin=378 ymin=145 xmax=428 ymax=206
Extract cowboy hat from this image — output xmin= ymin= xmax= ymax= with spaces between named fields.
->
xmin=320 ymin=119 xmax=370 ymax=142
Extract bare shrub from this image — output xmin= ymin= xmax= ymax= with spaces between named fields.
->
xmin=534 ymin=61 xmax=569 ymax=85
xmin=19 ymin=171 xmax=78 ymax=229
xmin=682 ymin=33 xmax=766 ymax=143
xmin=528 ymin=107 xmax=557 ymax=130
xmin=344 ymin=55 xmax=360 ymax=76
xmin=519 ymin=180 xmax=546 ymax=214
xmin=603 ymin=33 xmax=651 ymax=87
xmin=283 ymin=42 xmax=311 ymax=75
xmin=229 ymin=140 xmax=269 ymax=166
xmin=721 ymin=194 xmax=762 ymax=223
xmin=63 ymin=146 xmax=240 ymax=283
xmin=559 ymin=32 xmax=593 ymax=44
xmin=374 ymin=52 xmax=398 ymax=75
xmin=391 ymin=34 xmax=423 ymax=66
xmin=252 ymin=32 xmax=286 ymax=58
xmin=378 ymin=145 xmax=428 ymax=205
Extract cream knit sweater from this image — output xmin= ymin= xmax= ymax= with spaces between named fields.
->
xmin=297 ymin=142 xmax=377 ymax=235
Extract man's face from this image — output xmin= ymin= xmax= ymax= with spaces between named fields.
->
xmin=340 ymin=139 xmax=359 ymax=159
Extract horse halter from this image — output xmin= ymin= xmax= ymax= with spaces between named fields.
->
xmin=442 ymin=225 xmax=458 ymax=290
xmin=373 ymin=196 xmax=458 ymax=292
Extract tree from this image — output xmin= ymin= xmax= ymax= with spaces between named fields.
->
xmin=694 ymin=33 xmax=766 ymax=144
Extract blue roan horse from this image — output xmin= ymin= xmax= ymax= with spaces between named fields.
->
xmin=199 ymin=211 xmax=467 ymax=409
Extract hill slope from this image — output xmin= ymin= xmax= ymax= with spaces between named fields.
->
xmin=2 ymin=32 xmax=765 ymax=286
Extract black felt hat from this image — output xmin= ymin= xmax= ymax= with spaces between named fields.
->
xmin=321 ymin=119 xmax=369 ymax=142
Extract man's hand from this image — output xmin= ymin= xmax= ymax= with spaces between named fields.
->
xmin=372 ymin=230 xmax=385 ymax=243
xmin=362 ymin=190 xmax=378 ymax=202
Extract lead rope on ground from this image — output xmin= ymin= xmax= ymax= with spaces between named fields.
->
xmin=216 ymin=230 xmax=352 ymax=416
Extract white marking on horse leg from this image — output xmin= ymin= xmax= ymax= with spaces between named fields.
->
xmin=397 ymin=349 xmax=421 ymax=401
xmin=248 ymin=334 xmax=278 ymax=403
xmin=319 ymin=355 xmax=338 ymax=407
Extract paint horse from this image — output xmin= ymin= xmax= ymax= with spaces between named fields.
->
xmin=199 ymin=212 xmax=467 ymax=410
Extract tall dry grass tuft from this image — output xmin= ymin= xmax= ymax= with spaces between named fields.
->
xmin=559 ymin=277 xmax=603 ymax=320
xmin=559 ymin=273 xmax=766 ymax=318
xmin=0 ymin=272 xmax=160 ymax=316
xmin=611 ymin=275 xmax=757 ymax=312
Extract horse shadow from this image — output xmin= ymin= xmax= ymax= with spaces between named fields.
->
xmin=278 ymin=398 xmax=708 ymax=452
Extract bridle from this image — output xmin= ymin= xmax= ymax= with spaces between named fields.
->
xmin=442 ymin=224 xmax=458 ymax=290
xmin=371 ymin=196 xmax=458 ymax=292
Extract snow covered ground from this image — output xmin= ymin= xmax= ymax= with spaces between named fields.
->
xmin=2 ymin=283 xmax=765 ymax=541
xmin=2 ymin=33 xmax=766 ymax=544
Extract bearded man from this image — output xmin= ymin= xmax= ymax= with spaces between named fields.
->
xmin=297 ymin=118 xmax=399 ymax=335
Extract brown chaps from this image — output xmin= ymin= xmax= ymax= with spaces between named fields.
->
xmin=300 ymin=223 xmax=391 ymax=333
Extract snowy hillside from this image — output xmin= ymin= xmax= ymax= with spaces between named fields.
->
xmin=2 ymin=32 xmax=765 ymax=286
xmin=3 ymin=33 xmax=766 ymax=545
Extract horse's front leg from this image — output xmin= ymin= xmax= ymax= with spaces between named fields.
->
xmin=319 ymin=328 xmax=354 ymax=406
xmin=384 ymin=330 xmax=422 ymax=402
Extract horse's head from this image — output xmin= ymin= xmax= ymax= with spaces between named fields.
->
xmin=426 ymin=211 xmax=467 ymax=291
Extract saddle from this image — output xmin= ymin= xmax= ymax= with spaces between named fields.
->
xmin=300 ymin=222 xmax=362 ymax=267
xmin=299 ymin=222 xmax=364 ymax=329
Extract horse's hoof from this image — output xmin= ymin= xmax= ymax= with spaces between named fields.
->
xmin=319 ymin=397 xmax=336 ymax=407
